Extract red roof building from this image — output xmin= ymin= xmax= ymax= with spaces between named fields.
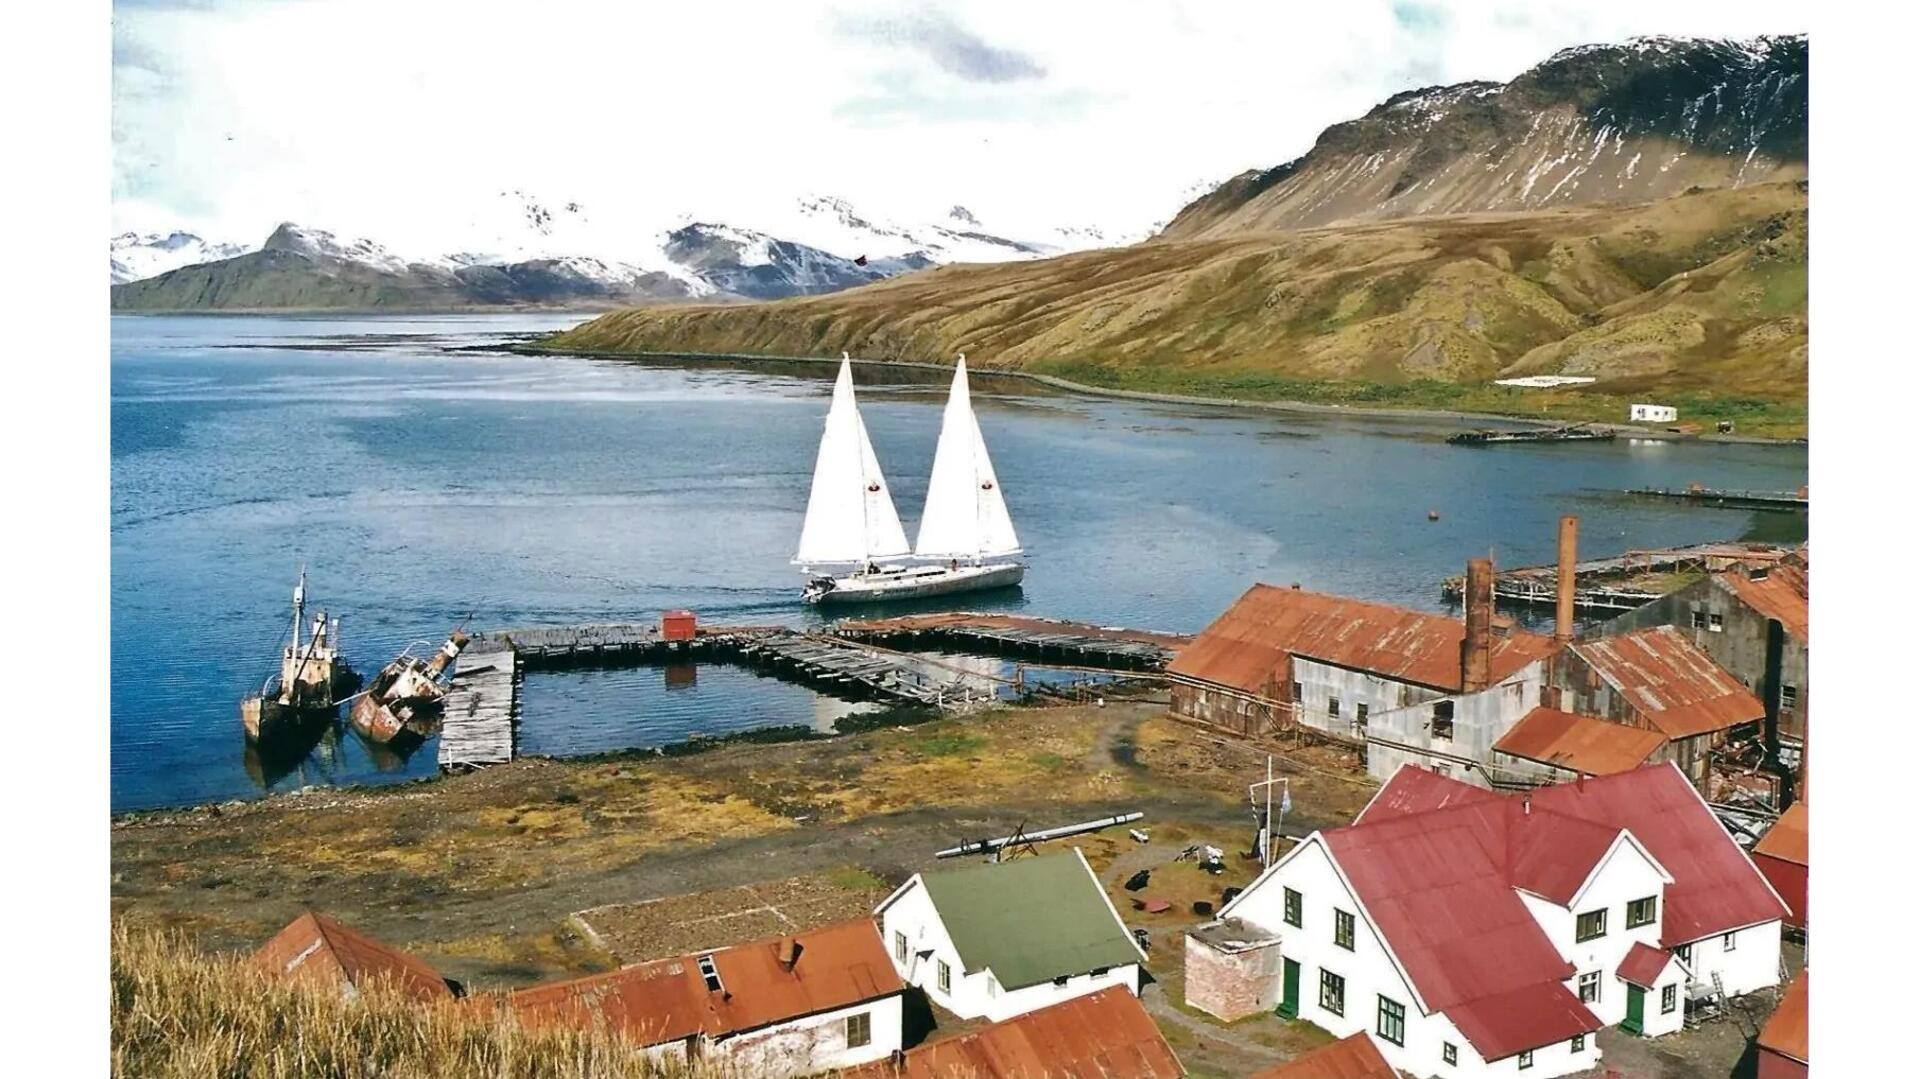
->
xmin=1203 ymin=763 xmax=1787 ymax=1077
xmin=1250 ymin=1031 xmax=1398 ymax=1078
xmin=1756 ymin=969 xmax=1809 ymax=1078
xmin=1752 ymin=801 xmax=1809 ymax=930
xmin=839 ymin=986 xmax=1181 ymax=1079
xmin=510 ymin=918 xmax=905 ymax=1071
xmin=252 ymin=911 xmax=456 ymax=1002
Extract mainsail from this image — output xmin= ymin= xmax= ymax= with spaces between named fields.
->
xmin=794 ymin=357 xmax=911 ymax=566
xmin=914 ymin=355 xmax=1021 ymax=561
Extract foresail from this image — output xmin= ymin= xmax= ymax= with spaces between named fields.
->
xmin=914 ymin=357 xmax=1022 ymax=560
xmin=795 ymin=358 xmax=909 ymax=566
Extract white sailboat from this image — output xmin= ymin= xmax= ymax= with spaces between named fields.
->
xmin=798 ymin=353 xmax=1026 ymax=604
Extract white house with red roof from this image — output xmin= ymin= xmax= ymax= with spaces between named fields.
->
xmin=1187 ymin=763 xmax=1787 ymax=1078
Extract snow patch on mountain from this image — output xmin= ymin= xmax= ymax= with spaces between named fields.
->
xmin=110 ymin=231 xmax=249 ymax=284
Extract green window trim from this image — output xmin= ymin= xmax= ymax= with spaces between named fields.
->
xmin=1442 ymin=1042 xmax=1457 ymax=1065
xmin=936 ymin=959 xmax=951 ymax=994
xmin=1571 ymin=1034 xmax=1585 ymax=1052
xmin=1283 ymin=887 xmax=1303 ymax=928
xmin=1627 ymin=896 xmax=1657 ymax=928
xmin=1334 ymin=909 xmax=1355 ymax=950
xmin=1661 ymin=984 xmax=1678 ymax=1013
xmin=1318 ymin=968 xmax=1345 ymax=1017
xmin=1519 ymin=1049 xmax=1535 ymax=1069
xmin=1375 ymin=995 xmax=1406 ymax=1046
xmin=1575 ymin=908 xmax=1607 ymax=942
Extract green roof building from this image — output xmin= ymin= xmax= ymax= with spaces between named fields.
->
xmin=875 ymin=848 xmax=1147 ymax=1023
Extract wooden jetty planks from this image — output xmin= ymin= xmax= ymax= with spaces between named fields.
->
xmin=439 ymin=642 xmax=519 ymax=769
xmin=832 ymin=612 xmax=1189 ymax=670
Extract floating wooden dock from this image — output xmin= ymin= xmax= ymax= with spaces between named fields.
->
xmin=1625 ymin=486 xmax=1808 ymax=512
xmin=833 ymin=612 xmax=1190 ymax=671
xmin=1440 ymin=541 xmax=1796 ymax=613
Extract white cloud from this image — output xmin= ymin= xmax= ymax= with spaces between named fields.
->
xmin=111 ymin=0 xmax=1809 ymax=252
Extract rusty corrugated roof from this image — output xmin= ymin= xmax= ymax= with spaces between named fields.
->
xmin=1493 ymin=707 xmax=1669 ymax=776
xmin=839 ymin=986 xmax=1182 ymax=1079
xmin=1721 ymin=563 xmax=1809 ymax=642
xmin=1615 ymin=941 xmax=1675 ymax=989
xmin=509 ymin=917 xmax=903 ymax=1047
xmin=1168 ymin=584 xmax=1557 ymax=695
xmin=1572 ymin=627 xmax=1764 ymax=737
xmin=252 ymin=911 xmax=454 ymax=1002
xmin=1249 ymin=1031 xmax=1397 ymax=1079
xmin=1757 ymin=969 xmax=1808 ymax=1064
xmin=1753 ymin=801 xmax=1808 ymax=866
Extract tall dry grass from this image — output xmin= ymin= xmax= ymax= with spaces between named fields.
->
xmin=110 ymin=922 xmax=711 ymax=1078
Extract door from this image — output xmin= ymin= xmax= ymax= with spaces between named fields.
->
xmin=1278 ymin=958 xmax=1300 ymax=1018
xmin=1624 ymin=984 xmax=1645 ymax=1034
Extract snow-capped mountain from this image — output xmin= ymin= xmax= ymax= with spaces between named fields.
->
xmin=109 ymin=192 xmax=1130 ymax=308
xmin=110 ymin=231 xmax=249 ymax=285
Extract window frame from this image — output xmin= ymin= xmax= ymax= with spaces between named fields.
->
xmin=1283 ymin=887 xmax=1303 ymax=928
xmin=1571 ymin=1034 xmax=1585 ymax=1052
xmin=1328 ymin=696 xmax=1341 ymax=718
xmin=1722 ymin=931 xmax=1738 ymax=952
xmin=1442 ymin=1042 xmax=1458 ymax=1066
xmin=1662 ymin=984 xmax=1678 ymax=1014
xmin=936 ymin=958 xmax=951 ymax=994
xmin=1318 ymin=968 xmax=1346 ymax=1017
xmin=845 ymin=1011 xmax=872 ymax=1049
xmin=1708 ymin=612 xmax=1725 ymax=632
xmin=1575 ymin=908 xmax=1608 ymax=942
xmin=1578 ymin=970 xmax=1601 ymax=1004
xmin=1519 ymin=1049 xmax=1535 ymax=1070
xmin=1292 ymin=681 xmax=1303 ymax=702
xmin=1376 ymin=995 xmax=1406 ymax=1046
xmin=1431 ymin=699 xmax=1455 ymax=741
xmin=1334 ymin=908 xmax=1355 ymax=951
xmin=894 ymin=930 xmax=908 ymax=963
xmin=1626 ymin=895 xmax=1657 ymax=929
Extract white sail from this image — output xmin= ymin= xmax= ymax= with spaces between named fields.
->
xmin=914 ymin=355 xmax=1022 ymax=561
xmin=794 ymin=357 xmax=911 ymax=566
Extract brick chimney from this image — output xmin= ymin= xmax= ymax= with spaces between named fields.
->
xmin=1555 ymin=515 xmax=1578 ymax=643
xmin=1461 ymin=557 xmax=1494 ymax=693
xmin=776 ymin=938 xmax=802 ymax=972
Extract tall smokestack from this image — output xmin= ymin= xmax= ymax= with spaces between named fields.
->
xmin=1462 ymin=557 xmax=1494 ymax=692
xmin=1555 ymin=515 xmax=1578 ymax=643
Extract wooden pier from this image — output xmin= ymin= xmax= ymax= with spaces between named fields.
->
xmin=1440 ymin=541 xmax=1796 ymax=613
xmin=1625 ymin=486 xmax=1808 ymax=512
xmin=832 ymin=612 xmax=1191 ymax=671
xmin=439 ymin=640 xmax=519 ymax=770
xmin=1447 ymin=422 xmax=1616 ymax=446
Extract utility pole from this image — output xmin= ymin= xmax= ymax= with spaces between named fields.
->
xmin=1248 ymin=756 xmax=1291 ymax=868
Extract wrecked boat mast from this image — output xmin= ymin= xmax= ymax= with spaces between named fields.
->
xmin=349 ymin=621 xmax=472 ymax=746
xmin=241 ymin=571 xmax=356 ymax=744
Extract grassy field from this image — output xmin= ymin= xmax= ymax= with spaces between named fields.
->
xmin=543 ymin=184 xmax=1808 ymax=438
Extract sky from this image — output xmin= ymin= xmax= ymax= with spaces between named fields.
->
xmin=112 ymin=0 xmax=1810 ymax=256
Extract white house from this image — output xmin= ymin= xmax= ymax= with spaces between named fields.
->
xmin=875 ymin=848 xmax=1146 ymax=1023
xmin=1630 ymin=403 xmax=1679 ymax=423
xmin=509 ymin=918 xmax=905 ymax=1075
xmin=1185 ymin=763 xmax=1787 ymax=1079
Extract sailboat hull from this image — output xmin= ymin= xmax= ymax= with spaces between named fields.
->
xmin=805 ymin=562 xmax=1025 ymax=605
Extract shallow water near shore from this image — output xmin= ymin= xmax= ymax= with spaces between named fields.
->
xmin=111 ymin=314 xmax=1806 ymax=811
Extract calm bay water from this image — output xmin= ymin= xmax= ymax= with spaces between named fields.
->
xmin=111 ymin=314 xmax=1807 ymax=811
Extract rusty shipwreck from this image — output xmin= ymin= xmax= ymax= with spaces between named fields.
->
xmin=241 ymin=572 xmax=358 ymax=744
xmin=349 ymin=623 xmax=471 ymax=746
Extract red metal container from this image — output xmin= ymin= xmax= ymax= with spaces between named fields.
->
xmin=661 ymin=609 xmax=697 ymax=641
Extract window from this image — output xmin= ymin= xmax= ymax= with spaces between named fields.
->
xmin=1662 ymin=984 xmax=1678 ymax=1014
xmin=1283 ymin=887 xmax=1303 ymax=928
xmin=1571 ymin=1034 xmax=1586 ymax=1052
xmin=1443 ymin=1043 xmax=1458 ymax=1066
xmin=1355 ymin=703 xmax=1369 ymax=729
xmin=1675 ymin=943 xmax=1692 ymax=967
xmin=1334 ymin=909 xmax=1355 ymax=951
xmin=1329 ymin=696 xmax=1341 ymax=718
xmin=1519 ymin=1049 xmax=1535 ymax=1070
xmin=1578 ymin=971 xmax=1600 ymax=1004
xmin=697 ymin=954 xmax=723 ymax=992
xmin=1575 ymin=909 xmax=1607 ymax=942
xmin=937 ymin=959 xmax=951 ymax=994
xmin=1292 ymin=681 xmax=1303 ymax=702
xmin=1722 ymin=931 xmax=1737 ymax=952
xmin=1319 ymin=969 xmax=1346 ymax=1016
xmin=1708 ymin=612 xmax=1724 ymax=633
xmin=1781 ymin=684 xmax=1798 ymax=713
xmin=894 ymin=930 xmax=908 ymax=963
xmin=1627 ymin=896 xmax=1657 ymax=929
xmin=845 ymin=1011 xmax=872 ymax=1048
xmin=1431 ymin=700 xmax=1454 ymax=741
xmin=1690 ymin=609 xmax=1706 ymax=629
xmin=1376 ymin=995 xmax=1406 ymax=1046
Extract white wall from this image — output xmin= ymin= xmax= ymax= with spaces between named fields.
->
xmin=1221 ymin=836 xmax=1605 ymax=1079
xmin=1515 ymin=835 xmax=1670 ymax=1029
xmin=878 ymin=877 xmax=1140 ymax=1023
xmin=710 ymin=994 xmax=903 ymax=1076
xmin=1673 ymin=920 xmax=1783 ymax=999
